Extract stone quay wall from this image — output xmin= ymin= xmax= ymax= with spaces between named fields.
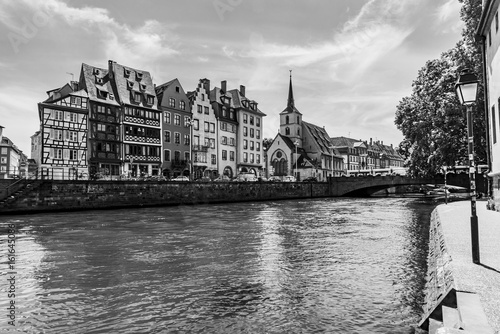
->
xmin=0 ymin=180 xmax=331 ymax=214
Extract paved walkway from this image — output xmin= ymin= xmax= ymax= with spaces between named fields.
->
xmin=437 ymin=200 xmax=500 ymax=333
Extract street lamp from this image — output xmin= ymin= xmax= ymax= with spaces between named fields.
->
xmin=328 ymin=145 xmax=335 ymax=177
xmin=187 ymin=117 xmax=195 ymax=181
xmin=455 ymin=68 xmax=480 ymax=264
xmin=293 ymin=140 xmax=298 ymax=180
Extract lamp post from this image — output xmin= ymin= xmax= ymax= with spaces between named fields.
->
xmin=294 ymin=140 xmax=298 ymax=180
xmin=455 ymin=68 xmax=480 ymax=264
xmin=187 ymin=117 xmax=195 ymax=181
xmin=328 ymin=146 xmax=335 ymax=177
xmin=442 ymin=166 xmax=448 ymax=205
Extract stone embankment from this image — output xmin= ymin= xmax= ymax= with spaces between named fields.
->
xmin=419 ymin=201 xmax=499 ymax=333
xmin=0 ymin=180 xmax=331 ymax=214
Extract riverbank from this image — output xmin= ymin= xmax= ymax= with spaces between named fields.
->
xmin=420 ymin=200 xmax=500 ymax=333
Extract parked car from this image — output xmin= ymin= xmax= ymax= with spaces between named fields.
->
xmin=213 ymin=175 xmax=231 ymax=182
xmin=283 ymin=175 xmax=297 ymax=182
xmin=195 ymin=176 xmax=212 ymax=182
xmin=268 ymin=176 xmax=282 ymax=182
xmin=233 ymin=173 xmax=258 ymax=182
xmin=302 ymin=176 xmax=318 ymax=182
xmin=171 ymin=176 xmax=189 ymax=182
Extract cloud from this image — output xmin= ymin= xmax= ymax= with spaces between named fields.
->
xmin=0 ymin=0 xmax=179 ymax=64
xmin=434 ymin=0 xmax=463 ymax=33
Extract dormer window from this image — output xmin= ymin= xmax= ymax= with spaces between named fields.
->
xmin=133 ymin=92 xmax=141 ymax=103
xmin=95 ymin=76 xmax=104 ymax=85
xmin=124 ymin=68 xmax=131 ymax=77
xmin=242 ymin=100 xmax=249 ymax=108
xmin=146 ymin=95 xmax=154 ymax=105
xmin=93 ymin=68 xmax=100 ymax=75
xmin=136 ymin=71 xmax=143 ymax=80
xmin=127 ymin=80 xmax=134 ymax=89
xmin=97 ymin=88 xmax=108 ymax=99
xmin=109 ymin=93 xmax=114 ymax=101
xmin=140 ymin=83 xmax=147 ymax=91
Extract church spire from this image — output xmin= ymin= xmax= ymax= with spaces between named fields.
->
xmin=287 ymin=70 xmax=294 ymax=109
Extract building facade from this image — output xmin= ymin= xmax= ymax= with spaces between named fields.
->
xmin=478 ymin=0 xmax=500 ymax=209
xmin=79 ymin=63 xmax=122 ymax=178
xmin=0 ymin=135 xmax=27 ymax=179
xmin=228 ymin=85 xmax=266 ymax=176
xmin=109 ymin=60 xmax=162 ymax=177
xmin=188 ymin=79 xmax=218 ymax=179
xmin=36 ymin=82 xmax=89 ymax=179
xmin=211 ymin=80 xmax=238 ymax=179
xmin=156 ymin=78 xmax=191 ymax=178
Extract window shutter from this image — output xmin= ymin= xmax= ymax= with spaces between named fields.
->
xmin=50 ymin=129 xmax=54 ymax=139
xmin=65 ymin=130 xmax=69 ymax=140
xmin=63 ymin=149 xmax=69 ymax=159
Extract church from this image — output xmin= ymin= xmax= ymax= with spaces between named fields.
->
xmin=265 ymin=74 xmax=344 ymax=181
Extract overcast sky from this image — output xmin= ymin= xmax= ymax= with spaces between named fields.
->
xmin=0 ymin=0 xmax=464 ymax=154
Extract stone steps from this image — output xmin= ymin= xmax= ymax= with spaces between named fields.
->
xmin=424 ymin=291 xmax=494 ymax=334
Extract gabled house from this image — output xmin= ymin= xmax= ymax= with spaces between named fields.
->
xmin=35 ymin=81 xmax=89 ymax=179
xmin=155 ymin=78 xmax=191 ymax=178
xmin=108 ymin=60 xmax=162 ymax=177
xmin=187 ymin=79 xmax=218 ymax=179
xmin=228 ymin=85 xmax=266 ymax=176
xmin=79 ymin=63 xmax=122 ymax=178
xmin=210 ymin=80 xmax=238 ymax=179
xmin=0 ymin=135 xmax=27 ymax=179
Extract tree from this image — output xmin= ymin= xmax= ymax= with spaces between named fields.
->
xmin=395 ymin=0 xmax=486 ymax=177
xmin=262 ymin=138 xmax=274 ymax=151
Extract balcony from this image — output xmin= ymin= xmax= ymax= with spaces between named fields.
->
xmin=192 ymin=144 xmax=209 ymax=152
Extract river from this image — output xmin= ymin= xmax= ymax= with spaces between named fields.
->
xmin=1 ymin=197 xmax=436 ymax=333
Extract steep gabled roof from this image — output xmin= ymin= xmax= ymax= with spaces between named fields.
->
xmin=108 ymin=60 xmax=157 ymax=109
xmin=227 ymin=88 xmax=266 ymax=116
xmin=303 ymin=121 xmax=336 ymax=155
xmin=80 ymin=63 xmax=119 ymax=106
xmin=280 ymin=73 xmax=302 ymax=115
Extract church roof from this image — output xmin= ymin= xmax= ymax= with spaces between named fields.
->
xmin=280 ymin=73 xmax=302 ymax=115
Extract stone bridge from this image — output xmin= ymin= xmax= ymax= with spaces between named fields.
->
xmin=329 ymin=174 xmax=477 ymax=197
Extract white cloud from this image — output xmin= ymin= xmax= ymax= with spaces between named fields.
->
xmin=435 ymin=0 xmax=463 ymax=33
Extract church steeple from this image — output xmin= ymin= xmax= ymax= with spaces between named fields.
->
xmin=287 ymin=70 xmax=294 ymax=109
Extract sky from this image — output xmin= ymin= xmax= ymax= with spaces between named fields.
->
xmin=0 ymin=0 xmax=464 ymax=155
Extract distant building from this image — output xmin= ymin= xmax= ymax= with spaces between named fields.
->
xmin=0 ymin=134 xmax=27 ymax=179
xmin=477 ymin=0 xmax=500 ymax=208
xmin=267 ymin=74 xmax=343 ymax=181
xmin=155 ymin=78 xmax=191 ymax=178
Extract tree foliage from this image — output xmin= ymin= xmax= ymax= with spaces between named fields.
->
xmin=395 ymin=0 xmax=486 ymax=177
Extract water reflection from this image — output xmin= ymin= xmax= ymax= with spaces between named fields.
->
xmin=1 ymin=198 xmax=434 ymax=333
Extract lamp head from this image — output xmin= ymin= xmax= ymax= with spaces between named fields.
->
xmin=455 ymin=69 xmax=478 ymax=106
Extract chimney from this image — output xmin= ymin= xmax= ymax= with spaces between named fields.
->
xmin=240 ymin=85 xmax=245 ymax=97
xmin=70 ymin=81 xmax=79 ymax=91
xmin=108 ymin=60 xmax=115 ymax=79
xmin=370 ymin=138 xmax=372 ymax=145
xmin=202 ymin=78 xmax=210 ymax=93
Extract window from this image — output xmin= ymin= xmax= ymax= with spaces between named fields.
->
xmin=256 ymin=142 xmax=260 ymax=151
xmin=174 ymin=151 xmax=181 ymax=161
xmin=210 ymin=123 xmax=215 ymax=133
xmin=69 ymin=113 xmax=78 ymax=122
xmin=256 ymin=117 xmax=260 ymax=127
xmin=136 ymin=72 xmax=143 ymax=80
xmin=286 ymin=115 xmax=289 ymax=124
xmin=221 ymin=122 xmax=227 ymax=131
xmin=256 ymin=130 xmax=260 ymax=139
xmin=229 ymin=138 xmax=235 ymax=146
xmin=124 ymin=68 xmax=131 ymax=77
xmin=98 ymin=124 xmax=106 ymax=132
xmin=68 ymin=131 xmax=78 ymax=141
xmin=185 ymin=152 xmax=190 ymax=161
xmin=55 ymin=149 xmax=63 ymax=159
xmin=194 ymin=119 xmax=199 ymax=130
xmin=230 ymin=151 xmax=235 ymax=161
xmin=222 ymin=107 xmax=227 ymax=117
xmin=222 ymin=136 xmax=227 ymax=145
xmin=204 ymin=121 xmax=210 ymax=132
xmin=250 ymin=128 xmax=254 ymax=138
xmin=210 ymin=138 xmax=215 ymax=149
xmin=174 ymin=132 xmax=181 ymax=144
xmin=169 ymin=98 xmax=175 ymax=108
xmin=243 ymin=152 xmax=248 ymax=163
xmin=54 ymin=110 xmax=63 ymax=120
xmin=257 ymin=154 xmax=260 ymax=164
xmin=184 ymin=116 xmax=191 ymax=127
xmin=243 ymin=126 xmax=248 ymax=136
xmin=147 ymin=95 xmax=154 ymax=105
xmin=134 ymin=92 xmax=141 ymax=103
xmin=165 ymin=131 xmax=171 ymax=143
xmin=250 ymin=141 xmax=254 ymax=150
xmin=176 ymin=86 xmax=180 ymax=93
xmin=243 ymin=139 xmax=248 ymax=149
xmin=250 ymin=116 xmax=254 ymax=125
xmin=54 ymin=130 xmax=63 ymax=140
xmin=211 ymin=154 xmax=216 ymax=164
xmin=184 ymin=134 xmax=190 ymax=145
xmin=164 ymin=150 xmax=171 ymax=161
xmin=297 ymin=116 xmax=300 ymax=124
xmin=174 ymin=114 xmax=181 ymax=126
xmin=204 ymin=137 xmax=210 ymax=147
xmin=204 ymin=106 xmax=209 ymax=114
xmin=1 ymin=157 xmax=7 ymax=164
xmin=70 ymin=96 xmax=81 ymax=106
xmin=69 ymin=150 xmax=78 ymax=160
xmin=164 ymin=112 xmax=171 ymax=124
xmin=180 ymin=101 xmax=185 ymax=110
xmin=222 ymin=150 xmax=227 ymax=160
xmin=243 ymin=114 xmax=248 ymax=123
xmin=285 ymin=127 xmax=290 ymax=135
xmin=197 ymin=105 xmax=202 ymax=113
xmin=250 ymin=153 xmax=254 ymax=163
xmin=201 ymin=93 xmax=205 ymax=101
xmin=230 ymin=110 xmax=235 ymax=119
